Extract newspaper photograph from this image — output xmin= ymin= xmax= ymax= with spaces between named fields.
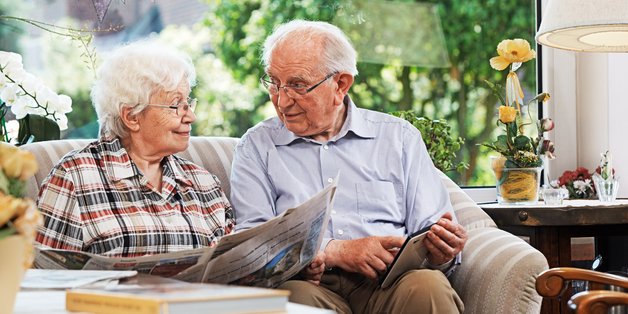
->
xmin=33 ymin=180 xmax=336 ymax=288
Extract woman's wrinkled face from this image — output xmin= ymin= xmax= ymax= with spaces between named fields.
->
xmin=136 ymin=78 xmax=195 ymax=156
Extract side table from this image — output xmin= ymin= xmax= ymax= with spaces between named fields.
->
xmin=480 ymin=199 xmax=628 ymax=314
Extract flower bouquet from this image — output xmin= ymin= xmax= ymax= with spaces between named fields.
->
xmin=0 ymin=143 xmax=41 ymax=313
xmin=555 ymin=167 xmax=596 ymax=199
xmin=483 ymin=39 xmax=555 ymax=204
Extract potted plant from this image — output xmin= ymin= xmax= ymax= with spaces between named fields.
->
xmin=0 ymin=143 xmax=41 ymax=314
xmin=389 ymin=110 xmax=468 ymax=174
xmin=482 ymin=39 xmax=555 ymax=205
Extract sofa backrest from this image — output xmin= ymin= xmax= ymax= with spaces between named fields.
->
xmin=20 ymin=137 xmax=239 ymax=201
xmin=21 ymin=136 xmax=495 ymax=230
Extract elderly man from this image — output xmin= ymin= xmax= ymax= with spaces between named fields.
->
xmin=230 ymin=20 xmax=466 ymax=313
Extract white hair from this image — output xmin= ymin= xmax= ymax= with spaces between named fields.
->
xmin=261 ymin=20 xmax=358 ymax=77
xmin=91 ymin=40 xmax=196 ymax=139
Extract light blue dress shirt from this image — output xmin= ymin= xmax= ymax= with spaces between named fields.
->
xmin=230 ymin=97 xmax=455 ymax=252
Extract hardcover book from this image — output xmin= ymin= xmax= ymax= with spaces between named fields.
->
xmin=66 ymin=282 xmax=289 ymax=314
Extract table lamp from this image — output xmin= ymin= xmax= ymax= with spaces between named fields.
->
xmin=536 ymin=0 xmax=628 ymax=52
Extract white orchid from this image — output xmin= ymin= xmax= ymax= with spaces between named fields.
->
xmin=0 ymin=51 xmax=23 ymax=77
xmin=0 ymin=50 xmax=72 ymax=132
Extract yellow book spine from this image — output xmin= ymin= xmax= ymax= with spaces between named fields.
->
xmin=66 ymin=291 xmax=165 ymax=314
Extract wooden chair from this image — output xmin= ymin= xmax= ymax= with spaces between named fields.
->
xmin=536 ymin=267 xmax=628 ymax=314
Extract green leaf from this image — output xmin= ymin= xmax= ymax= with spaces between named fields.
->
xmin=0 ymin=224 xmax=17 ymax=241
xmin=8 ymin=177 xmax=25 ymax=198
xmin=514 ymin=135 xmax=531 ymax=150
xmin=495 ymin=135 xmax=509 ymax=151
xmin=507 ymin=121 xmax=518 ymax=136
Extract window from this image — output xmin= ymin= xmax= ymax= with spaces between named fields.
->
xmin=1 ymin=0 xmax=538 ymax=188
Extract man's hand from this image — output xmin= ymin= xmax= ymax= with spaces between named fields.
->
xmin=423 ymin=212 xmax=468 ymax=266
xmin=324 ymin=236 xmax=405 ymax=279
xmin=300 ymin=252 xmax=326 ymax=285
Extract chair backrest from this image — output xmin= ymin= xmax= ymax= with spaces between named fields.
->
xmin=21 ymin=137 xmax=239 ymax=201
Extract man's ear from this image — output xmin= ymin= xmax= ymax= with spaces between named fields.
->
xmin=120 ymin=106 xmax=141 ymax=132
xmin=333 ymin=73 xmax=354 ymax=105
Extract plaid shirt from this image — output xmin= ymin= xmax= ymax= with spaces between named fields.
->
xmin=36 ymin=137 xmax=235 ymax=257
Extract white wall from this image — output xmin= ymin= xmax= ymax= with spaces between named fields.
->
xmin=545 ymin=48 xmax=628 ymax=197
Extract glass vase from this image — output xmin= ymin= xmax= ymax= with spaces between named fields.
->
xmin=592 ymin=173 xmax=619 ymax=203
xmin=491 ymin=157 xmax=543 ymax=205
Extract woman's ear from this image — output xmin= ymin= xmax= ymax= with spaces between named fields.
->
xmin=333 ymin=73 xmax=354 ymax=105
xmin=120 ymin=106 xmax=141 ymax=132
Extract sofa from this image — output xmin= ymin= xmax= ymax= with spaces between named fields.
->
xmin=22 ymin=136 xmax=549 ymax=314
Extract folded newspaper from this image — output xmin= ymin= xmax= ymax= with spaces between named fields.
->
xmin=34 ymin=181 xmax=337 ymax=288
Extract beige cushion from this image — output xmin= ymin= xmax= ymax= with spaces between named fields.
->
xmin=21 ymin=136 xmax=548 ymax=313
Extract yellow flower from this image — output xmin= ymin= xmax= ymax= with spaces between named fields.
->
xmin=489 ymin=39 xmax=536 ymax=71
xmin=13 ymin=199 xmax=42 ymax=239
xmin=0 ymin=145 xmax=38 ymax=180
xmin=499 ymin=105 xmax=517 ymax=123
xmin=0 ymin=193 xmax=29 ymax=227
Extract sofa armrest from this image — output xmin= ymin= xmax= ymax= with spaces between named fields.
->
xmin=451 ymin=227 xmax=548 ymax=314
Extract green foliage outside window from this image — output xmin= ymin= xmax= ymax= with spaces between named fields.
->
xmin=3 ymin=0 xmax=536 ymax=186
xmin=204 ymin=0 xmax=537 ymax=186
xmin=390 ymin=110 xmax=468 ymax=174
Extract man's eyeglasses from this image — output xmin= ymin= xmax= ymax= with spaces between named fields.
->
xmin=145 ymin=97 xmax=197 ymax=116
xmin=260 ymin=72 xmax=337 ymax=98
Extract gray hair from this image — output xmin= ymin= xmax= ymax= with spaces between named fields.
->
xmin=261 ymin=20 xmax=358 ymax=77
xmin=91 ymin=40 xmax=196 ymax=139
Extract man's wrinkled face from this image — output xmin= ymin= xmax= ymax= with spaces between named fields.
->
xmin=266 ymin=41 xmax=345 ymax=141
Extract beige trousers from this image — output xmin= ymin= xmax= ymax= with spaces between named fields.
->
xmin=279 ymin=268 xmax=463 ymax=314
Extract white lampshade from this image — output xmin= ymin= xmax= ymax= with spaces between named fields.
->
xmin=537 ymin=0 xmax=628 ymax=52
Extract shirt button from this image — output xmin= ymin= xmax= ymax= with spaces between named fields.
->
xmin=338 ymin=229 xmax=344 ymax=235
xmin=327 ymin=178 xmax=333 ymax=183
xmin=323 ymin=144 xmax=329 ymax=150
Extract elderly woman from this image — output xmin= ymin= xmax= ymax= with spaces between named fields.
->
xmin=35 ymin=41 xmax=234 ymax=257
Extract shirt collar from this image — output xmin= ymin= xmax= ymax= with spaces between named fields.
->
xmin=162 ymin=155 xmax=194 ymax=187
xmin=274 ymin=95 xmax=376 ymax=146
xmin=102 ymin=137 xmax=192 ymax=187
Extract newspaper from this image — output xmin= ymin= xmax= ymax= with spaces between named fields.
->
xmin=34 ymin=180 xmax=336 ymax=288
xmin=21 ymin=269 xmax=138 ymax=289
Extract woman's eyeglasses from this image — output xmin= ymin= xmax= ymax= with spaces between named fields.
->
xmin=145 ymin=97 xmax=197 ymax=116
